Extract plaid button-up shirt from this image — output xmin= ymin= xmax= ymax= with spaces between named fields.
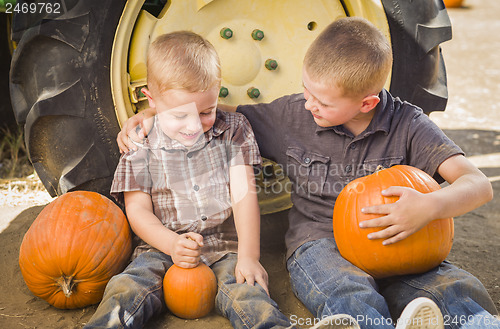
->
xmin=111 ymin=109 xmax=261 ymax=265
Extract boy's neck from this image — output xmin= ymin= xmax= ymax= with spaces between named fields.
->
xmin=342 ymin=111 xmax=376 ymax=137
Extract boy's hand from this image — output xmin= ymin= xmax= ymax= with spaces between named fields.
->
xmin=116 ymin=109 xmax=155 ymax=153
xmin=235 ymin=257 xmax=269 ymax=295
xmin=170 ymin=232 xmax=204 ymax=268
xmin=358 ymin=186 xmax=434 ymax=245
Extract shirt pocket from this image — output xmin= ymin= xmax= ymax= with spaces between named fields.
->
xmin=286 ymin=146 xmax=330 ymax=197
xmin=361 ymin=156 xmax=404 ymax=176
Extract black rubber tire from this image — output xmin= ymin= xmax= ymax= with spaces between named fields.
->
xmin=9 ymin=0 xmax=451 ymax=198
xmin=9 ymin=0 xmax=124 ymax=197
xmin=381 ymin=0 xmax=452 ymax=113
xmin=0 ymin=14 xmax=16 ymax=130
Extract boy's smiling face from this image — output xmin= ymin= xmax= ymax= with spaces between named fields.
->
xmin=143 ymin=87 xmax=218 ymax=147
xmin=302 ymin=67 xmax=378 ymax=132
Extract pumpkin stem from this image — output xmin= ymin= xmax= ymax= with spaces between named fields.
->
xmin=375 ymin=165 xmax=386 ymax=172
xmin=56 ymin=275 xmax=76 ymax=298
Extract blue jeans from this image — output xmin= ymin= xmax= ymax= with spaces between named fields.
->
xmin=287 ymin=238 xmax=499 ymax=329
xmin=84 ymin=251 xmax=292 ymax=329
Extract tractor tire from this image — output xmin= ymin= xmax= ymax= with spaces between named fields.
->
xmin=0 ymin=14 xmax=15 ymax=130
xmin=9 ymin=0 xmax=124 ymax=197
xmin=381 ymin=0 xmax=451 ymax=113
xmin=9 ymin=0 xmax=451 ymax=199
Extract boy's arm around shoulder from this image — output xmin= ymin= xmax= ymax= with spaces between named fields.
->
xmin=124 ymin=191 xmax=203 ymax=268
xmin=229 ymin=164 xmax=269 ymax=295
xmin=217 ymin=103 xmax=237 ymax=112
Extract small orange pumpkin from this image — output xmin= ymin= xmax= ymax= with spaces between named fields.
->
xmin=163 ymin=263 xmax=217 ymax=319
xmin=333 ymin=165 xmax=454 ymax=278
xmin=18 ymin=191 xmax=132 ymax=309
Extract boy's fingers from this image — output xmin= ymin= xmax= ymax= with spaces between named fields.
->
xmin=127 ymin=126 xmax=144 ymax=145
xmin=361 ymin=204 xmax=392 ymax=215
xmin=235 ymin=271 xmax=245 ymax=284
xmin=185 ymin=232 xmax=204 ymax=247
xmin=175 ymin=259 xmax=200 ymax=269
xmin=245 ymin=275 xmax=255 ymax=287
xmin=255 ymin=275 xmax=269 ymax=295
xmin=178 ymin=247 xmax=201 ymax=258
xmin=359 ymin=215 xmax=390 ymax=229
xmin=366 ymin=225 xmax=397 ymax=240
xmin=116 ymin=129 xmax=140 ymax=153
xmin=116 ymin=132 xmax=128 ymax=154
xmin=381 ymin=186 xmax=407 ymax=197
xmin=366 ymin=225 xmax=411 ymax=245
xmin=382 ymin=231 xmax=408 ymax=245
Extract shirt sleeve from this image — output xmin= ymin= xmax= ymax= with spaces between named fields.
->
xmin=407 ymin=110 xmax=464 ymax=183
xmin=110 ymin=147 xmax=153 ymax=205
xmin=227 ymin=113 xmax=262 ymax=168
xmin=236 ymin=95 xmax=292 ymax=161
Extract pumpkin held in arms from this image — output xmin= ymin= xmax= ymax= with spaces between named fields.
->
xmin=333 ymin=165 xmax=454 ymax=279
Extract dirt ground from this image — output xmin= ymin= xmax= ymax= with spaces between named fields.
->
xmin=0 ymin=188 xmax=499 ymax=329
xmin=1 ymin=0 xmax=499 ymax=328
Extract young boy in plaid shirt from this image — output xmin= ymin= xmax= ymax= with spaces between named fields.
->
xmin=85 ymin=31 xmax=316 ymax=329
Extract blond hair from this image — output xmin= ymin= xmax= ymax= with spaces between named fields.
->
xmin=147 ymin=31 xmax=221 ymax=95
xmin=304 ymin=17 xmax=392 ymax=98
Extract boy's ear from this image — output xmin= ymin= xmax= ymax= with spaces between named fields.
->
xmin=360 ymin=94 xmax=380 ymax=113
xmin=141 ymin=87 xmax=156 ymax=108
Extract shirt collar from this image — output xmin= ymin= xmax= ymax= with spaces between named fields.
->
xmin=210 ymin=109 xmax=231 ymax=138
xmin=315 ymin=89 xmax=393 ymax=138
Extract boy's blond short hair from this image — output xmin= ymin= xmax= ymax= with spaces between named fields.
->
xmin=147 ymin=31 xmax=221 ymax=95
xmin=304 ymin=17 xmax=392 ymax=98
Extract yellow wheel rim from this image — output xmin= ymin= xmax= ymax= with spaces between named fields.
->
xmin=110 ymin=0 xmax=391 ymax=214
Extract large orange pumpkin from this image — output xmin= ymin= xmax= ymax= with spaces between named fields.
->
xmin=333 ymin=165 xmax=454 ymax=278
xmin=163 ymin=263 xmax=217 ymax=319
xmin=19 ymin=191 xmax=132 ymax=309
xmin=443 ymin=0 xmax=464 ymax=8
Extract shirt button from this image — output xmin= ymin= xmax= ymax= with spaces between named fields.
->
xmin=193 ymin=185 xmax=200 ymax=191
xmin=201 ymin=215 xmax=207 ymax=221
xmin=345 ymin=165 xmax=352 ymax=173
xmin=187 ymin=153 xmax=193 ymax=158
xmin=304 ymin=157 xmax=311 ymax=164
xmin=350 ymin=144 xmax=356 ymax=150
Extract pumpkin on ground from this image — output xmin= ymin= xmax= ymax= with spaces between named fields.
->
xmin=18 ymin=191 xmax=132 ymax=309
xmin=443 ymin=0 xmax=464 ymax=8
xmin=333 ymin=165 xmax=454 ymax=279
xmin=163 ymin=263 xmax=217 ymax=319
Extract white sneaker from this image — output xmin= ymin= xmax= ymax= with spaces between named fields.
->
xmin=395 ymin=297 xmax=444 ymax=329
xmin=309 ymin=314 xmax=360 ymax=329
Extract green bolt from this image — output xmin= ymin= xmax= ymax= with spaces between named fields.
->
xmin=251 ymin=29 xmax=264 ymax=41
xmin=265 ymin=59 xmax=278 ymax=70
xmin=219 ymin=87 xmax=229 ymax=98
xmin=247 ymin=87 xmax=260 ymax=99
xmin=137 ymin=88 xmax=146 ymax=99
xmin=220 ymin=27 xmax=233 ymax=39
